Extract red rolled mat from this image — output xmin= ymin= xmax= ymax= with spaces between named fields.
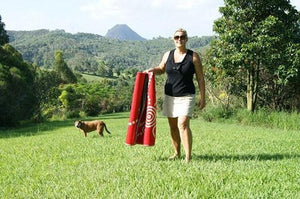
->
xmin=125 ymin=72 xmax=156 ymax=146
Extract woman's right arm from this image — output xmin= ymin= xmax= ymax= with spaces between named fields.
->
xmin=146 ymin=51 xmax=169 ymax=75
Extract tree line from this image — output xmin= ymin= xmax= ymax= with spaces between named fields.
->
xmin=7 ymin=29 xmax=213 ymax=74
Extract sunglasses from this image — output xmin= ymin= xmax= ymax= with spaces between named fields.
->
xmin=174 ymin=35 xmax=187 ymax=40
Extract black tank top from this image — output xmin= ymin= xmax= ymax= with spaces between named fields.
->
xmin=165 ymin=49 xmax=195 ymax=97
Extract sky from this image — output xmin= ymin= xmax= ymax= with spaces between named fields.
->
xmin=1 ymin=0 xmax=300 ymax=39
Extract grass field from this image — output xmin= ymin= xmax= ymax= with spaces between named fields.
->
xmin=0 ymin=112 xmax=299 ymax=198
xmin=81 ymin=73 xmax=117 ymax=82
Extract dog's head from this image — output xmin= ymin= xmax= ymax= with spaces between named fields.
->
xmin=74 ymin=120 xmax=83 ymax=128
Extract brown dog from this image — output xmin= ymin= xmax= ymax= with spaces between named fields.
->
xmin=74 ymin=120 xmax=111 ymax=137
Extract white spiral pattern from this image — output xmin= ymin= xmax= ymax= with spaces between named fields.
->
xmin=145 ymin=106 xmax=156 ymax=128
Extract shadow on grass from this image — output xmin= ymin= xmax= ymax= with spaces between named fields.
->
xmin=156 ymin=153 xmax=300 ymax=162
xmin=0 ymin=119 xmax=75 ymax=139
xmin=193 ymin=153 xmax=300 ymax=161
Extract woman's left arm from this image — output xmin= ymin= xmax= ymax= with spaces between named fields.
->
xmin=193 ymin=52 xmax=206 ymax=110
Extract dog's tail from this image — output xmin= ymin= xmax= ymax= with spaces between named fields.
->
xmin=103 ymin=122 xmax=111 ymax=134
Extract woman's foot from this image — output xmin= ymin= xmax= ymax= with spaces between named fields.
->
xmin=185 ymin=157 xmax=191 ymax=163
xmin=168 ymin=153 xmax=180 ymax=160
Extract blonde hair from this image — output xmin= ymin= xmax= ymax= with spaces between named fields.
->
xmin=174 ymin=28 xmax=188 ymax=39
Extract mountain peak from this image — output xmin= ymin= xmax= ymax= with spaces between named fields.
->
xmin=105 ymin=24 xmax=146 ymax=41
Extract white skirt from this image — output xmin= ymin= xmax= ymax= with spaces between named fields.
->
xmin=162 ymin=94 xmax=196 ymax=118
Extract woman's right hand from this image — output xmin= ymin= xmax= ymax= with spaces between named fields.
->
xmin=144 ymin=67 xmax=154 ymax=73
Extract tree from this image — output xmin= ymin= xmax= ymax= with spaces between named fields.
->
xmin=0 ymin=44 xmax=36 ymax=126
xmin=208 ymin=0 xmax=300 ymax=111
xmin=0 ymin=15 xmax=9 ymax=45
xmin=53 ymin=50 xmax=77 ymax=83
xmin=32 ymin=68 xmax=62 ymax=121
xmin=97 ymin=60 xmax=112 ymax=77
xmin=59 ymin=85 xmax=80 ymax=111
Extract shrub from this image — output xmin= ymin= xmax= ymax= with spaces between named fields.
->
xmin=199 ymin=105 xmax=234 ymax=122
xmin=65 ymin=110 xmax=80 ymax=119
xmin=235 ymin=109 xmax=300 ymax=130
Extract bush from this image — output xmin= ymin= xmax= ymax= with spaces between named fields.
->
xmin=65 ymin=110 xmax=80 ymax=119
xmin=235 ymin=109 xmax=300 ymax=130
xmin=198 ymin=105 xmax=234 ymax=122
xmin=83 ymin=95 xmax=102 ymax=116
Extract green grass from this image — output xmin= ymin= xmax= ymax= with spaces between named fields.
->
xmin=81 ymin=73 xmax=116 ymax=82
xmin=81 ymin=73 xmax=107 ymax=82
xmin=0 ymin=112 xmax=299 ymax=198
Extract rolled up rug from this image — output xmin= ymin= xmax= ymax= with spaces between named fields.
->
xmin=125 ymin=72 xmax=156 ymax=146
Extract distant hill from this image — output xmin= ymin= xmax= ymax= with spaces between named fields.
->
xmin=105 ymin=24 xmax=146 ymax=41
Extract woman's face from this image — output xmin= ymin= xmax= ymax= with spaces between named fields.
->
xmin=173 ymin=31 xmax=187 ymax=48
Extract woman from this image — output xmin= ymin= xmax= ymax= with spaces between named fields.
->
xmin=146 ymin=28 xmax=205 ymax=162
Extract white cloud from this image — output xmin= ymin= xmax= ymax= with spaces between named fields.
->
xmin=175 ymin=0 xmax=204 ymax=10
xmin=80 ymin=0 xmax=216 ymax=19
xmin=81 ymin=0 xmax=120 ymax=19
xmin=81 ymin=0 xmax=147 ymax=20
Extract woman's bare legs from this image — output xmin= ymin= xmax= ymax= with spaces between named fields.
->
xmin=168 ymin=116 xmax=192 ymax=162
xmin=178 ymin=116 xmax=192 ymax=162
xmin=168 ymin=117 xmax=181 ymax=159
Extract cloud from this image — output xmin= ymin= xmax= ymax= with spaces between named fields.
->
xmin=80 ymin=0 xmax=214 ymax=20
xmin=81 ymin=0 xmax=144 ymax=20
xmin=175 ymin=0 xmax=205 ymax=10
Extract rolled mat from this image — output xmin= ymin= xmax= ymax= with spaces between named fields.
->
xmin=125 ymin=72 xmax=156 ymax=146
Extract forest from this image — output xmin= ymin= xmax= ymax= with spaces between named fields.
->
xmin=8 ymin=29 xmax=213 ymax=74
xmin=1 ymin=0 xmax=300 ymax=127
